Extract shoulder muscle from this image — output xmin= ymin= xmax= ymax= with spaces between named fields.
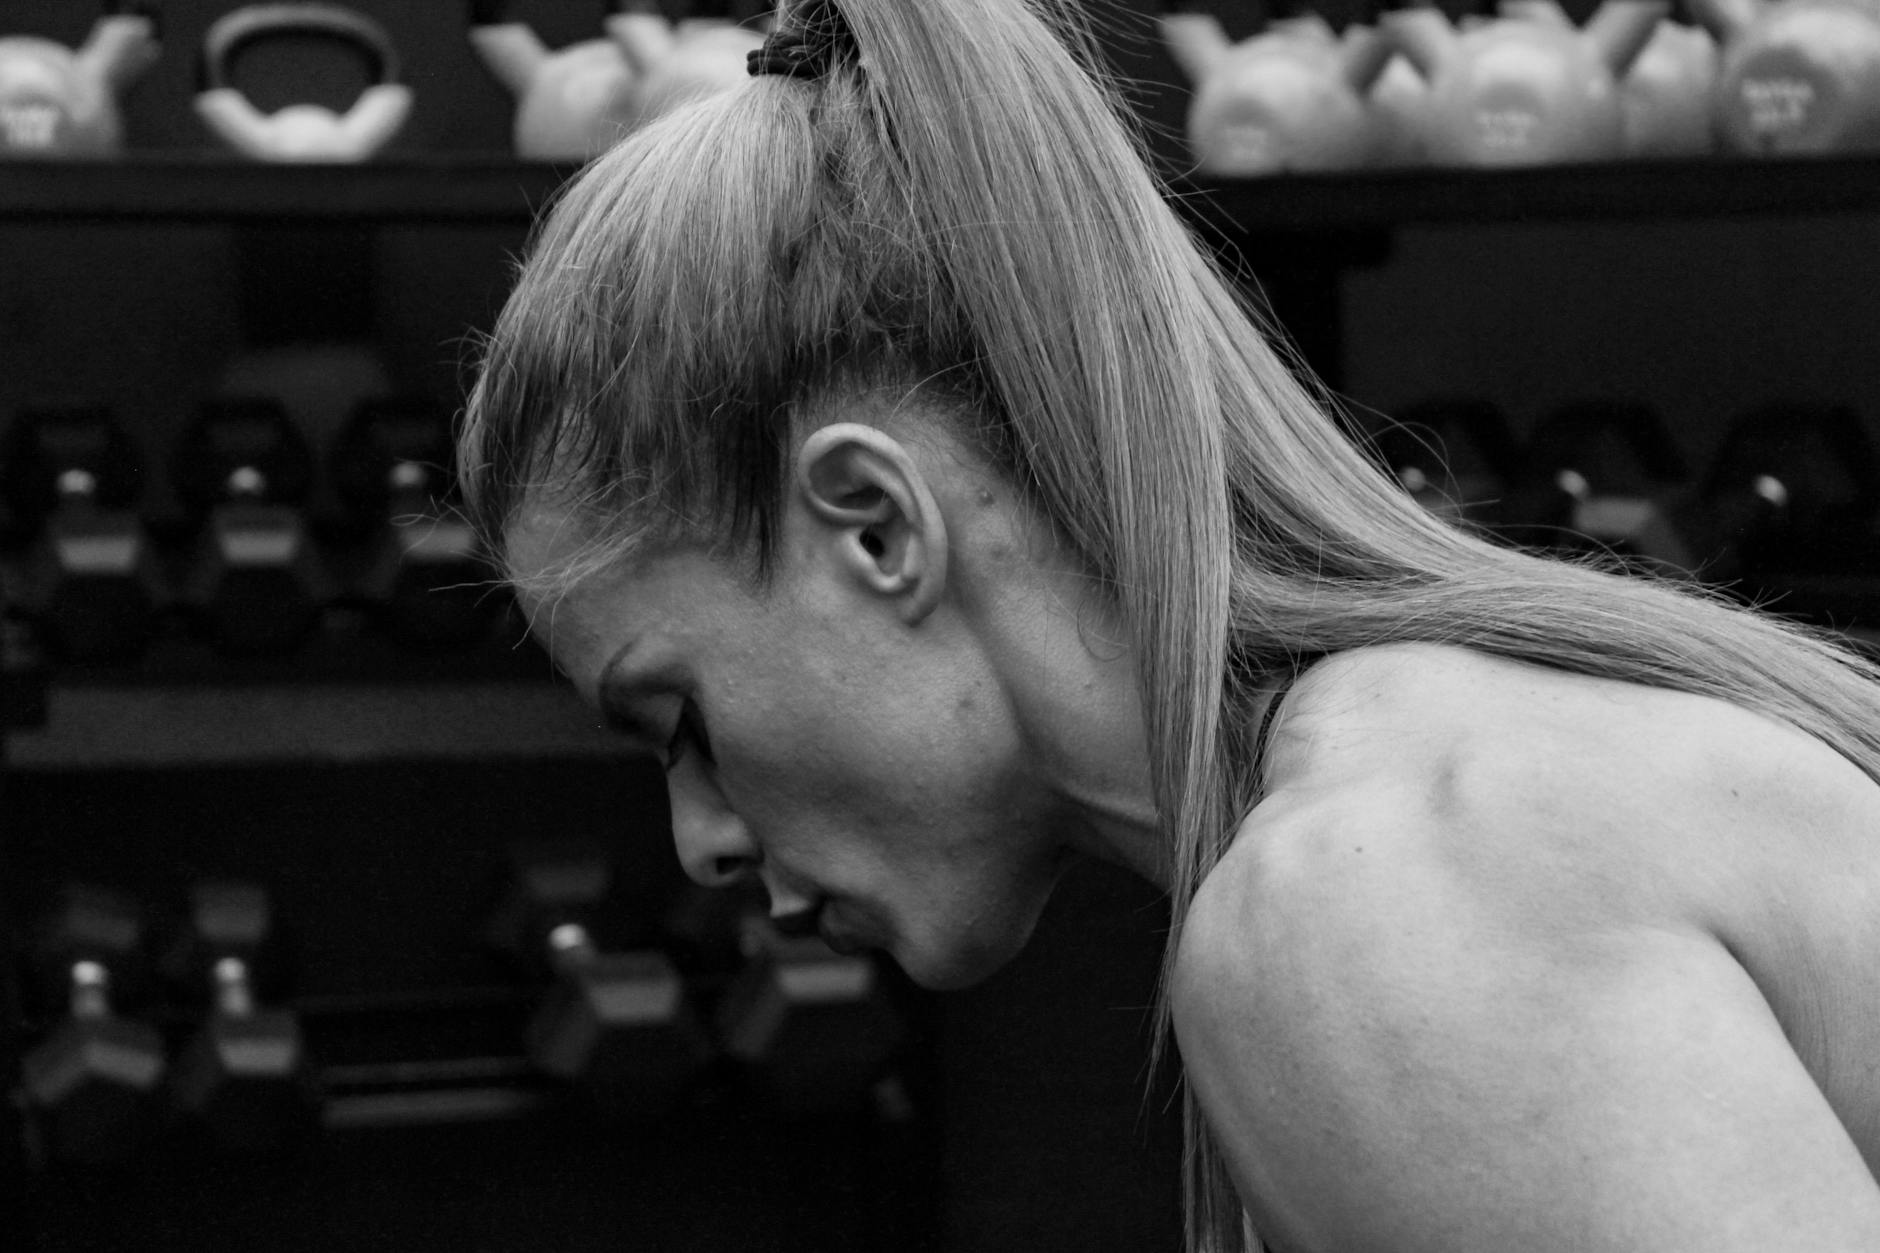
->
xmin=1173 ymin=797 xmax=1880 ymax=1253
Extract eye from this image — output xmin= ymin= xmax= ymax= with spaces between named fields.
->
xmin=665 ymin=699 xmax=714 ymax=772
xmin=599 ymin=704 xmax=648 ymax=751
xmin=596 ymin=693 xmax=663 ymax=758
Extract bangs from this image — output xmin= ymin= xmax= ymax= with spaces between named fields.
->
xmin=461 ymin=72 xmax=977 ymax=586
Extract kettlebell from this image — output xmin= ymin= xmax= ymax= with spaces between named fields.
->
xmin=1161 ymin=11 xmax=1394 ymax=175
xmin=1686 ymin=0 xmax=1880 ymax=154
xmin=605 ymin=0 xmax=765 ymax=130
xmin=196 ymin=3 xmax=412 ymax=162
xmin=0 ymin=4 xmax=159 ymax=158
xmin=1372 ymin=50 xmax=1433 ymax=166
xmin=1382 ymin=0 xmax=1667 ymax=165
xmin=1621 ymin=16 xmax=1721 ymax=155
xmin=1373 ymin=11 xmax=1502 ymax=168
xmin=1499 ymin=1 xmax=1719 ymax=157
xmin=470 ymin=0 xmax=639 ymax=162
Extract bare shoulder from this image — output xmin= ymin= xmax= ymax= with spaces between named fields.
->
xmin=1194 ymin=640 xmax=1880 ymax=1018
xmin=1262 ymin=639 xmax=1854 ymax=802
xmin=1171 ymin=642 xmax=1880 ymax=1252
xmin=1253 ymin=641 xmax=1880 ymax=907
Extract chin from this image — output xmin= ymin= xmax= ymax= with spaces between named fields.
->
xmin=869 ymin=860 xmax=1068 ymax=990
xmin=886 ymin=915 xmax=1045 ymax=992
xmin=894 ymin=949 xmax=1004 ymax=992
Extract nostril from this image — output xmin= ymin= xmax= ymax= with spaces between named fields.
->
xmin=713 ymin=855 xmax=752 ymax=882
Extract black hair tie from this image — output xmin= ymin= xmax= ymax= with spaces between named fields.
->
xmin=746 ymin=6 xmax=853 ymax=80
xmin=746 ymin=30 xmax=827 ymax=78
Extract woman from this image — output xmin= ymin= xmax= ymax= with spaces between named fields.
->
xmin=458 ymin=0 xmax=1880 ymax=1248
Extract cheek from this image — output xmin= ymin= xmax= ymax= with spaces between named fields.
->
xmin=715 ymin=727 xmax=888 ymax=817
xmin=713 ymin=694 xmax=938 ymax=818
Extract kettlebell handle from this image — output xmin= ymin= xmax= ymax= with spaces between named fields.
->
xmin=104 ymin=2 xmax=165 ymax=36
xmin=200 ymin=3 xmax=401 ymax=93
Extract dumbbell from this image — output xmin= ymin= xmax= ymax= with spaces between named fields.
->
xmin=164 ymin=880 xmax=320 ymax=1157
xmin=2 ymin=614 xmax=50 ymax=730
xmin=18 ymin=883 xmax=167 ymax=1169
xmin=717 ymin=910 xmax=909 ymax=1118
xmin=327 ymin=395 xmax=503 ymax=650
xmin=1694 ymin=402 xmax=1880 ymax=591
xmin=1506 ymin=399 xmax=1702 ymax=575
xmin=1367 ymin=397 xmax=1525 ymax=532
xmin=487 ymin=841 xmax=714 ymax=1119
xmin=172 ymin=396 xmax=331 ymax=655
xmin=0 ymin=403 xmax=165 ymax=662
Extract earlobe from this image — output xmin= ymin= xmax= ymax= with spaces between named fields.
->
xmin=795 ymin=424 xmax=949 ymax=625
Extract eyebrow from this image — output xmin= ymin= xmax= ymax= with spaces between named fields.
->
xmin=596 ymin=640 xmax=690 ymax=744
xmin=543 ymin=635 xmax=637 ymax=706
xmin=599 ymin=637 xmax=637 ymax=695
xmin=592 ymin=637 xmax=647 ymax=718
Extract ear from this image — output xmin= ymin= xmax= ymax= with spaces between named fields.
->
xmin=794 ymin=424 xmax=949 ymax=626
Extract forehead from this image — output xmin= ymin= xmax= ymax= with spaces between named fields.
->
xmin=504 ymin=497 xmax=761 ymax=694
xmin=504 ymin=497 xmax=610 ymax=592
xmin=504 ymin=500 xmax=656 ymax=686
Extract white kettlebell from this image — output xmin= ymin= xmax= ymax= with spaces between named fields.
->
xmin=1687 ymin=0 xmax=1880 ymax=154
xmin=0 ymin=4 xmax=160 ymax=158
xmin=1382 ymin=0 xmax=1667 ymax=165
xmin=1499 ymin=0 xmax=1719 ymax=157
xmin=1162 ymin=11 xmax=1396 ymax=175
xmin=469 ymin=0 xmax=639 ymax=162
xmin=196 ymin=3 xmax=412 ymax=162
xmin=605 ymin=0 xmax=765 ymax=130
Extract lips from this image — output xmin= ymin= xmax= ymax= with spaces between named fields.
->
xmin=769 ymin=902 xmax=823 ymax=939
xmin=815 ymin=900 xmax=866 ymax=955
xmin=818 ymin=917 xmax=862 ymax=955
xmin=769 ymin=894 xmax=869 ymax=957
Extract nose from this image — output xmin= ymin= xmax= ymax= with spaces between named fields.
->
xmin=667 ymin=757 xmax=759 ymax=888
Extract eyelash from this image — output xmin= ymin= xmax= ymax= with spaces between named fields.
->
xmin=666 ymin=700 xmax=713 ymax=771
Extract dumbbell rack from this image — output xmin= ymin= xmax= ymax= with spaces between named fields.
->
xmin=0 ymin=149 xmax=946 ymax=1253
xmin=4 ymin=151 xmax=1880 ymax=1253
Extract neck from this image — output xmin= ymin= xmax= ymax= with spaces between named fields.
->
xmin=980 ymin=563 xmax=1169 ymax=891
xmin=1052 ymin=754 xmax=1168 ymax=889
xmin=927 ymin=445 xmax=1168 ymax=890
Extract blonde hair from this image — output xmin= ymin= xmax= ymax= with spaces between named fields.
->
xmin=459 ymin=2 xmax=1880 ymax=1248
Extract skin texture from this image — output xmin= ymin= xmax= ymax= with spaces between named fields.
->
xmin=505 ymin=419 xmax=1166 ymax=990
xmin=1175 ymin=642 xmax=1880 ymax=1252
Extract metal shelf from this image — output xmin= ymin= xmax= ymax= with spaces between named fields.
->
xmin=0 ymin=155 xmax=572 ymax=225
xmin=3 ymin=153 xmax=1878 ymax=230
xmin=1177 ymin=154 xmax=1880 ymax=235
xmin=5 ymin=678 xmax=628 ymax=769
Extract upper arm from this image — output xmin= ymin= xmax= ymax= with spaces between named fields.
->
xmin=1172 ymin=800 xmax=1880 ymax=1253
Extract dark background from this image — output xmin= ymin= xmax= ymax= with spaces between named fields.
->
xmin=2 ymin=0 xmax=1877 ymax=1250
